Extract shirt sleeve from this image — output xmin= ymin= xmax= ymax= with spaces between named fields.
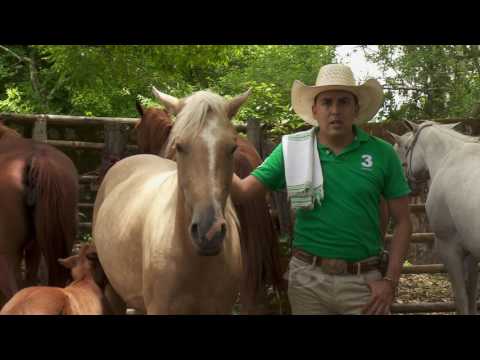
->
xmin=382 ymin=144 xmax=411 ymax=199
xmin=250 ymin=143 xmax=286 ymax=191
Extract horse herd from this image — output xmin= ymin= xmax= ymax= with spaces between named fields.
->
xmin=0 ymin=87 xmax=479 ymax=314
xmin=0 ymin=87 xmax=283 ymax=315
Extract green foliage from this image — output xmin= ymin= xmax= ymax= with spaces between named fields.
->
xmin=0 ymin=87 xmax=33 ymax=112
xmin=6 ymin=45 xmax=480 ymax=133
xmin=214 ymin=45 xmax=335 ymax=136
xmin=364 ymin=45 xmax=480 ymax=121
xmin=0 ymin=45 xmax=335 ymax=137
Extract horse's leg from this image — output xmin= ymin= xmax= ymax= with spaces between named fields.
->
xmin=464 ymin=254 xmax=478 ymax=315
xmin=0 ymin=250 xmax=25 ymax=308
xmin=104 ymin=283 xmax=127 ymax=315
xmin=437 ymin=238 xmax=469 ymax=314
xmin=0 ymin=254 xmax=18 ymax=306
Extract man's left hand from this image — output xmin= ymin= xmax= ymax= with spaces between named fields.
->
xmin=362 ymin=279 xmax=395 ymax=315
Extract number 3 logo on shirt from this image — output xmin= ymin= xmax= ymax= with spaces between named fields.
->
xmin=361 ymin=154 xmax=373 ymax=168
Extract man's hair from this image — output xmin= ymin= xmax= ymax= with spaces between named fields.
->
xmin=313 ymin=91 xmax=359 ymax=107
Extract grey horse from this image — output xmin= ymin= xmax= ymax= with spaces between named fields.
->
xmin=390 ymin=120 xmax=480 ymax=315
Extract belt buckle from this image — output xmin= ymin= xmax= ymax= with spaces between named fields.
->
xmin=355 ymin=262 xmax=362 ymax=275
xmin=321 ymin=259 xmax=347 ymax=275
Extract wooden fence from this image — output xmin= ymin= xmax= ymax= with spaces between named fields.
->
xmin=2 ymin=112 xmax=478 ymax=314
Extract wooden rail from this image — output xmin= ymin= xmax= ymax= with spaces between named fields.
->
xmin=385 ymin=232 xmax=435 ymax=243
xmin=390 ymin=301 xmax=478 ymax=314
xmin=0 ymin=112 xmax=247 ymax=132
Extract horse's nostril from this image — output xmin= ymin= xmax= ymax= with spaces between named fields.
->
xmin=220 ymin=223 xmax=226 ymax=237
xmin=191 ymin=223 xmax=199 ymax=239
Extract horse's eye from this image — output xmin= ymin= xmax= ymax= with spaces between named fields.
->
xmin=176 ymin=143 xmax=186 ymax=153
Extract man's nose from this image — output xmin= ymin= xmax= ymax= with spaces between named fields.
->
xmin=331 ymin=102 xmax=340 ymax=113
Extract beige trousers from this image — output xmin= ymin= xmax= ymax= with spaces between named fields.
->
xmin=287 ymin=256 xmax=383 ymax=315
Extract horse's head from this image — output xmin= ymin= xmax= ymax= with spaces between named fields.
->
xmin=389 ymin=120 xmax=431 ymax=196
xmin=134 ymin=100 xmax=173 ymax=155
xmin=58 ymin=244 xmax=107 ymax=287
xmin=152 ymin=87 xmax=251 ymax=256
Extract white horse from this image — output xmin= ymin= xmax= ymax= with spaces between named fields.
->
xmin=390 ymin=120 xmax=480 ymax=314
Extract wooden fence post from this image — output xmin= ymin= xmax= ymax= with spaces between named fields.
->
xmin=32 ymin=115 xmax=48 ymax=142
xmin=246 ymin=118 xmax=263 ymax=157
xmin=92 ymin=123 xmax=129 ymax=191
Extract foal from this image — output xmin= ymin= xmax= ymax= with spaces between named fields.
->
xmin=0 ymin=244 xmax=106 ymax=315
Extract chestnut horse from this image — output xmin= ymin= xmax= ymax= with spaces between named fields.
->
xmin=133 ymin=99 xmax=283 ymax=313
xmin=93 ymin=88 xmax=281 ymax=314
xmin=0 ymin=243 xmax=105 ymax=315
xmin=0 ymin=122 xmax=78 ymax=306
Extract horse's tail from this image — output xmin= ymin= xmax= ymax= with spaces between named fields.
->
xmin=24 ymin=146 xmax=78 ymax=287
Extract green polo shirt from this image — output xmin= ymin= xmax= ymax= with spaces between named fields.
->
xmin=251 ymin=125 xmax=410 ymax=262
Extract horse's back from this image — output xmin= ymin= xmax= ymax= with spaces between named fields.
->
xmin=93 ymin=154 xmax=178 ymax=310
xmin=63 ymin=284 xmax=103 ymax=315
xmin=0 ymin=286 xmax=66 ymax=315
xmin=427 ymin=143 xmax=480 ymax=250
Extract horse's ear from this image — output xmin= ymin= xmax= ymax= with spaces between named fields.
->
xmin=58 ymin=255 xmax=78 ymax=269
xmin=403 ymin=120 xmax=419 ymax=133
xmin=152 ymin=86 xmax=184 ymax=116
xmin=444 ymin=122 xmax=462 ymax=130
xmin=227 ymin=88 xmax=252 ymax=119
xmin=386 ymin=130 xmax=402 ymax=144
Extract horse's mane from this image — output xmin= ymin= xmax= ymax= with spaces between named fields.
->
xmin=424 ymin=121 xmax=480 ymax=143
xmin=165 ymin=91 xmax=231 ymax=152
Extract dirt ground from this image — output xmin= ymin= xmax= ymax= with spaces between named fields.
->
xmin=395 ymin=273 xmax=455 ymax=315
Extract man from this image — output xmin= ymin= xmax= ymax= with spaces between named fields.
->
xmin=231 ymin=64 xmax=412 ymax=315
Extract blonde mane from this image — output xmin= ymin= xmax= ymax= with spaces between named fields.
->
xmin=165 ymin=90 xmax=230 ymax=151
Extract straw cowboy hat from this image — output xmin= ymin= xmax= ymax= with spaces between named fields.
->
xmin=291 ymin=63 xmax=384 ymax=125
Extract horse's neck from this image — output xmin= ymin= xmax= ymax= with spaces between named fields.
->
xmin=0 ymin=126 xmax=20 ymax=140
xmin=68 ymin=275 xmax=102 ymax=295
xmin=422 ymin=127 xmax=465 ymax=178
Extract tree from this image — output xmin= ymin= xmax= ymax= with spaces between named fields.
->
xmin=0 ymin=45 xmax=335 ymax=138
xmin=363 ymin=45 xmax=480 ymax=121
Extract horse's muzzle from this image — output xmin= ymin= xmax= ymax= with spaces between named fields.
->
xmin=190 ymin=218 xmax=226 ymax=256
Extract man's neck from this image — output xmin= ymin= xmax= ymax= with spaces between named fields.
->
xmin=317 ymin=127 xmax=356 ymax=155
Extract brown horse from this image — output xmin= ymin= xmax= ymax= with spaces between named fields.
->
xmin=133 ymin=98 xmax=283 ymax=313
xmin=0 ymin=243 xmax=105 ymax=315
xmin=0 ymin=122 xmax=78 ymax=306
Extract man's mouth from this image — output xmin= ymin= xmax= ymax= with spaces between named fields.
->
xmin=329 ymin=120 xmax=343 ymax=126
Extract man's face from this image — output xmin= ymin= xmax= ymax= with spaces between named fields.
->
xmin=312 ymin=90 xmax=359 ymax=138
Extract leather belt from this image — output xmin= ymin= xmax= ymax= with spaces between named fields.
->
xmin=292 ymin=248 xmax=380 ymax=275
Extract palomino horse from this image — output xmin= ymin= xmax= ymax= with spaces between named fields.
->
xmin=390 ymin=120 xmax=480 ymax=314
xmin=94 ymin=88 xmax=273 ymax=314
xmin=133 ymin=100 xmax=283 ymax=313
xmin=0 ymin=122 xmax=78 ymax=306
